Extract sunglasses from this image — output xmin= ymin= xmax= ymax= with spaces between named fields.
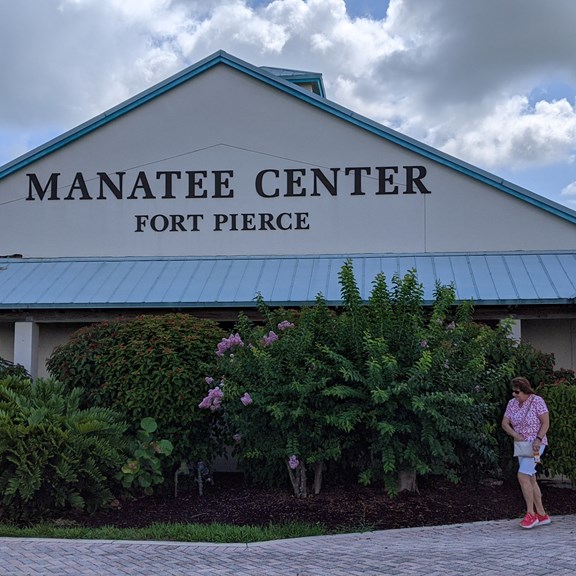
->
xmin=512 ymin=390 xmax=521 ymax=395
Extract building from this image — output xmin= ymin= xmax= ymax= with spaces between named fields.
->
xmin=1 ymin=50 xmax=575 ymax=378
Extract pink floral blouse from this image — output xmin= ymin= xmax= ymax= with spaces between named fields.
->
xmin=504 ymin=394 xmax=548 ymax=445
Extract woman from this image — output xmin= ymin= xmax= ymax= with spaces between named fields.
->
xmin=501 ymin=376 xmax=551 ymax=529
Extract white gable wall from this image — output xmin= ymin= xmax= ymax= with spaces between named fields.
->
xmin=1 ymin=65 xmax=574 ymax=258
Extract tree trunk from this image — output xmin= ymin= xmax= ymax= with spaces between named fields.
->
xmin=397 ymin=469 xmax=418 ymax=493
xmin=287 ymin=460 xmax=307 ymax=498
xmin=313 ymin=461 xmax=324 ymax=495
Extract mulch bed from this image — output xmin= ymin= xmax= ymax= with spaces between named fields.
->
xmin=72 ymin=473 xmax=576 ymax=532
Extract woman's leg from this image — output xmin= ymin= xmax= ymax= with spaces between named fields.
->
xmin=517 ymin=472 xmax=535 ymax=514
xmin=531 ymin=475 xmax=546 ymax=516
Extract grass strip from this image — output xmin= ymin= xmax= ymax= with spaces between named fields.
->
xmin=0 ymin=521 xmax=328 ymax=543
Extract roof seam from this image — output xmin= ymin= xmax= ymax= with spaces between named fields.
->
xmin=538 ymin=254 xmax=560 ymax=300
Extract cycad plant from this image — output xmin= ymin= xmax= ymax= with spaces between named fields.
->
xmin=0 ymin=376 xmax=128 ymax=520
xmin=0 ymin=357 xmax=29 ymax=379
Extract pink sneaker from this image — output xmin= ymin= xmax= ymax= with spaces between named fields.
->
xmin=536 ymin=513 xmax=551 ymax=526
xmin=520 ymin=513 xmax=539 ymax=529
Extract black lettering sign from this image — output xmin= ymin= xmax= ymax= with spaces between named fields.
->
xmin=26 ymin=173 xmax=61 ymax=201
xmin=284 ymin=169 xmax=306 ymax=197
xmin=64 ymin=172 xmax=92 ymax=200
xmin=98 ymin=172 xmax=125 ymax=200
xmin=344 ymin=167 xmax=371 ymax=195
xmin=404 ymin=165 xmax=431 ymax=194
xmin=186 ymin=171 xmax=208 ymax=198
xmin=213 ymin=212 xmax=310 ymax=231
xmin=25 ymin=165 xmax=431 ymax=216
xmin=311 ymin=168 xmax=339 ymax=196
xmin=135 ymin=213 xmax=204 ymax=232
xmin=127 ymin=171 xmax=155 ymax=199
xmin=213 ymin=170 xmax=234 ymax=198
xmin=255 ymin=169 xmax=280 ymax=198
xmin=376 ymin=167 xmax=399 ymax=195
xmin=156 ymin=171 xmax=181 ymax=199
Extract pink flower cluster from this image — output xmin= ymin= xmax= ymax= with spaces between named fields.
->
xmin=262 ymin=331 xmax=278 ymax=346
xmin=277 ymin=320 xmax=294 ymax=331
xmin=216 ymin=333 xmax=244 ymax=356
xmin=288 ymin=455 xmax=300 ymax=470
xmin=240 ymin=392 xmax=253 ymax=406
xmin=198 ymin=386 xmax=223 ymax=411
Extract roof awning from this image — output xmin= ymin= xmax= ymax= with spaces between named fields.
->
xmin=0 ymin=252 xmax=575 ymax=310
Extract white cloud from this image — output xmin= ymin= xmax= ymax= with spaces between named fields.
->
xmin=561 ymin=181 xmax=576 ymax=208
xmin=562 ymin=181 xmax=576 ymax=195
xmin=338 ymin=0 xmax=576 ymax=172
xmin=1 ymin=0 xmax=576 ymax=207
xmin=439 ymin=97 xmax=576 ymax=169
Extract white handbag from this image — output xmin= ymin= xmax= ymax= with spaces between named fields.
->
xmin=513 ymin=441 xmax=534 ymax=457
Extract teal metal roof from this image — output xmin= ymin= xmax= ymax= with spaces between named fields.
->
xmin=1 ymin=50 xmax=575 ymax=225
xmin=0 ymin=252 xmax=574 ymax=310
xmin=260 ymin=66 xmax=325 ymax=96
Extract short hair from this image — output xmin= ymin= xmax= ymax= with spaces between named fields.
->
xmin=511 ymin=376 xmax=535 ymax=394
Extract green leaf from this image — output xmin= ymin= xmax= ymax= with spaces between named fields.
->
xmin=156 ymin=439 xmax=173 ymax=455
xmin=140 ymin=417 xmax=158 ymax=433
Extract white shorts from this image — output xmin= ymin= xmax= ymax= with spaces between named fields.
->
xmin=518 ymin=445 xmax=545 ymax=476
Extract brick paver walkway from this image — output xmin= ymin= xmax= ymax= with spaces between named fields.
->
xmin=1 ymin=514 xmax=574 ymax=575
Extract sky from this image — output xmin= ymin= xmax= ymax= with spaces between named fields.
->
xmin=1 ymin=0 xmax=576 ymax=210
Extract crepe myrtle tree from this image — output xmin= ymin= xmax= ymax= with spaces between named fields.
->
xmin=199 ymin=261 xmax=528 ymax=497
xmin=199 ymin=296 xmax=363 ymax=498
xmin=329 ymin=261 xmax=518 ymax=494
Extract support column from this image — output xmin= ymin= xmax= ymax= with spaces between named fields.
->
xmin=509 ymin=318 xmax=522 ymax=343
xmin=14 ymin=321 xmax=39 ymax=379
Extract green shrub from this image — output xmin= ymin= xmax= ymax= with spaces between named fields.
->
xmin=539 ymin=379 xmax=576 ymax=481
xmin=203 ymin=263 xmax=527 ymax=496
xmin=118 ymin=417 xmax=174 ymax=496
xmin=0 ymin=358 xmax=29 ymax=379
xmin=334 ymin=264 xmax=518 ymax=493
xmin=46 ymin=314 xmax=226 ymax=471
xmin=511 ymin=343 xmax=557 ymax=388
xmin=0 ymin=376 xmax=128 ymax=520
xmin=334 ymin=263 xmax=570 ymax=490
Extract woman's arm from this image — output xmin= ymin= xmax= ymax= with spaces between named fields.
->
xmin=533 ymin=412 xmax=550 ymax=449
xmin=501 ymin=416 xmax=522 ymax=441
